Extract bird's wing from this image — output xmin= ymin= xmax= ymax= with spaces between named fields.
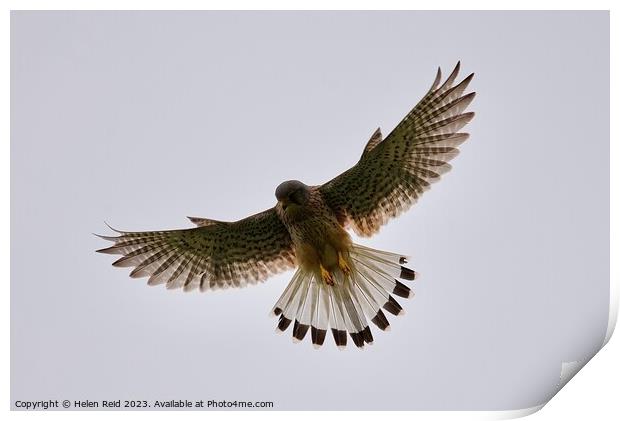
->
xmin=97 ymin=208 xmax=295 ymax=291
xmin=319 ymin=62 xmax=475 ymax=237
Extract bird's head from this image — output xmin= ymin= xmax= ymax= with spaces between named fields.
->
xmin=275 ymin=180 xmax=310 ymax=212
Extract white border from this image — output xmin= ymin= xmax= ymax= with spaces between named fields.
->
xmin=3 ymin=1 xmax=616 ymax=420
xmin=0 ymin=0 xmax=617 ymax=10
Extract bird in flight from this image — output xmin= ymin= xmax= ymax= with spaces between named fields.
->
xmin=97 ymin=62 xmax=475 ymax=349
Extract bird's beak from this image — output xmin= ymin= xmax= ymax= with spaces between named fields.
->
xmin=279 ymin=198 xmax=290 ymax=211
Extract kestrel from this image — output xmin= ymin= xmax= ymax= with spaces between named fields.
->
xmin=97 ymin=62 xmax=475 ymax=349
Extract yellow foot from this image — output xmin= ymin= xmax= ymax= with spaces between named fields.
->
xmin=320 ymin=264 xmax=335 ymax=286
xmin=338 ymin=252 xmax=352 ymax=277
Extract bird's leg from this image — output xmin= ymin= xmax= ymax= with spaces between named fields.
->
xmin=338 ymin=252 xmax=352 ymax=277
xmin=320 ymin=263 xmax=335 ymax=286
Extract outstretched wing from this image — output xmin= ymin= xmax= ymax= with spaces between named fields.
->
xmin=97 ymin=208 xmax=296 ymax=291
xmin=319 ymin=62 xmax=475 ymax=237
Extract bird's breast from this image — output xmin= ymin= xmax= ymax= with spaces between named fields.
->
xmin=288 ymin=215 xmax=351 ymax=272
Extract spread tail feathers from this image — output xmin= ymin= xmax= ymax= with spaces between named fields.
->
xmin=271 ymin=243 xmax=417 ymax=349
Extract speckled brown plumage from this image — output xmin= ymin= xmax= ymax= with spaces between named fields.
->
xmin=97 ymin=209 xmax=296 ymax=291
xmin=320 ymin=62 xmax=474 ymax=236
xmin=97 ymin=62 xmax=475 ymax=349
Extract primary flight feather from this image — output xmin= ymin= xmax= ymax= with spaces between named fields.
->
xmin=97 ymin=62 xmax=475 ymax=349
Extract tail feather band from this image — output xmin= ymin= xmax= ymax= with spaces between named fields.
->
xmin=272 ymin=243 xmax=417 ymax=349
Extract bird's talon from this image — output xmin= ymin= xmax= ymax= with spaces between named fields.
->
xmin=320 ymin=264 xmax=335 ymax=286
xmin=338 ymin=252 xmax=352 ymax=276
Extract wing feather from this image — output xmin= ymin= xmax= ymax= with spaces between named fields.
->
xmin=319 ymin=62 xmax=475 ymax=236
xmin=97 ymin=208 xmax=296 ymax=291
